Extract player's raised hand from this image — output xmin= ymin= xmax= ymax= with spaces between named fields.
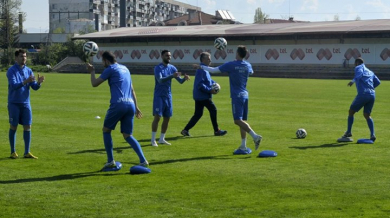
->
xmin=192 ymin=64 xmax=201 ymax=69
xmin=135 ymin=107 xmax=143 ymax=119
xmin=26 ymin=75 xmax=35 ymax=84
xmin=86 ymin=63 xmax=95 ymax=73
xmin=37 ymin=74 xmax=45 ymax=84
xmin=184 ymin=74 xmax=190 ymax=81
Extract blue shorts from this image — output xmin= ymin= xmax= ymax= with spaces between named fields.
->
xmin=104 ymin=103 xmax=135 ymax=134
xmin=350 ymin=94 xmax=375 ymax=114
xmin=153 ymin=96 xmax=172 ymax=117
xmin=232 ymin=98 xmax=248 ymax=120
xmin=8 ymin=103 xmax=32 ymax=126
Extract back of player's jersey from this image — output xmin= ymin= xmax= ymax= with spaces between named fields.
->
xmin=355 ymin=64 xmax=379 ymax=95
xmin=219 ymin=60 xmax=253 ymax=99
xmin=101 ymin=63 xmax=133 ymax=104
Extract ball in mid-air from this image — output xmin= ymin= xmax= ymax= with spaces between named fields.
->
xmin=296 ymin=128 xmax=307 ymax=139
xmin=214 ymin=37 xmax=227 ymax=50
xmin=211 ymin=83 xmax=221 ymax=94
xmin=83 ymin=41 xmax=99 ymax=56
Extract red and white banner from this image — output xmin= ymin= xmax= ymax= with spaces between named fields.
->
xmin=93 ymin=44 xmax=390 ymax=65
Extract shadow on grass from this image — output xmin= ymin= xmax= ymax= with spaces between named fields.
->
xmin=289 ymin=142 xmax=350 ymax=150
xmin=147 ymin=154 xmax=246 ymax=166
xmin=68 ymin=146 xmax=131 ymax=155
xmin=69 ymin=135 xmax=215 ymax=155
xmin=0 ymin=170 xmax=124 ymax=184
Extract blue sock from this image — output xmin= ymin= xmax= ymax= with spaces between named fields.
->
xmin=23 ymin=131 xmax=31 ymax=155
xmin=347 ymin=116 xmax=354 ymax=133
xmin=125 ymin=136 xmax=146 ymax=163
xmin=9 ymin=129 xmax=16 ymax=153
xmin=366 ymin=118 xmax=375 ymax=137
xmin=103 ymin=132 xmax=114 ymax=163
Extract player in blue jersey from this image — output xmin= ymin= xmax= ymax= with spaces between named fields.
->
xmin=181 ymin=52 xmax=227 ymax=137
xmin=151 ymin=50 xmax=190 ymax=147
xmin=87 ymin=51 xmax=148 ymax=171
xmin=194 ymin=46 xmax=262 ymax=154
xmin=7 ymin=49 xmax=45 ymax=159
xmin=340 ymin=57 xmax=380 ymax=142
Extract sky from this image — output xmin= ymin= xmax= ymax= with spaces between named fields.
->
xmin=21 ymin=0 xmax=390 ymax=33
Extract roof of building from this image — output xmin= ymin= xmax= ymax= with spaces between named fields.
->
xmin=150 ymin=11 xmax=237 ymax=26
xmin=263 ymin=18 xmax=308 ymax=24
xmin=73 ymin=19 xmax=390 ymax=40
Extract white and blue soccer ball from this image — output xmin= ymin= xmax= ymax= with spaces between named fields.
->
xmin=212 ymin=83 xmax=221 ymax=93
xmin=83 ymin=41 xmax=99 ymax=56
xmin=214 ymin=37 xmax=227 ymax=50
xmin=296 ymin=128 xmax=307 ymax=139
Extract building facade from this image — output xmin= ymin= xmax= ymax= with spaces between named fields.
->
xmin=49 ymin=0 xmax=200 ymax=33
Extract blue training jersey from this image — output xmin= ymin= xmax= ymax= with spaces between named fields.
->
xmin=193 ymin=63 xmax=215 ymax=100
xmin=99 ymin=63 xmax=134 ymax=104
xmin=154 ymin=63 xmax=183 ymax=98
xmin=218 ymin=60 xmax=253 ymax=99
xmin=353 ymin=64 xmax=380 ymax=95
xmin=7 ymin=63 xmax=41 ymax=104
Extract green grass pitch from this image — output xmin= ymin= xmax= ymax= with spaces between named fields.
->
xmin=0 ymin=73 xmax=389 ymax=218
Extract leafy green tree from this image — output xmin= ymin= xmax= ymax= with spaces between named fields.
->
xmin=0 ymin=0 xmax=22 ymax=66
xmin=35 ymin=39 xmax=87 ymax=66
xmin=254 ymin=7 xmax=269 ymax=24
xmin=53 ymin=27 xmax=66 ymax=33
xmin=78 ymin=24 xmax=96 ymax=35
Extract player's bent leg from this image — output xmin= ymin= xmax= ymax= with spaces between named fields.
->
xmin=123 ymin=134 xmax=148 ymax=166
xmin=234 ymin=120 xmax=262 ymax=150
xmin=364 ymin=113 xmax=376 ymax=141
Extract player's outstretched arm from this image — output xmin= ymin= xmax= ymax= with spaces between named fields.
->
xmin=87 ymin=63 xmax=104 ymax=87
xmin=201 ymin=65 xmax=221 ymax=73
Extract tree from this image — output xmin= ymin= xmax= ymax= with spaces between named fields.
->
xmin=53 ymin=27 xmax=66 ymax=34
xmin=254 ymin=7 xmax=269 ymax=24
xmin=78 ymin=24 xmax=96 ymax=35
xmin=355 ymin=15 xmax=361 ymax=21
xmin=333 ymin=14 xmax=340 ymax=21
xmin=0 ymin=0 xmax=22 ymax=66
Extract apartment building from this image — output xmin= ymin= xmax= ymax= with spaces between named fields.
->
xmin=49 ymin=0 xmax=200 ymax=33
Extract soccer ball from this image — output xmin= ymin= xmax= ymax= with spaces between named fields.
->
xmin=212 ymin=83 xmax=220 ymax=93
xmin=214 ymin=37 xmax=227 ymax=50
xmin=296 ymin=128 xmax=307 ymax=139
xmin=83 ymin=41 xmax=99 ymax=56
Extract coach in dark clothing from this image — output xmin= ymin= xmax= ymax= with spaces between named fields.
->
xmin=181 ymin=52 xmax=227 ymax=137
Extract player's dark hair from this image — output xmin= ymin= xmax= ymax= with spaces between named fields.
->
xmin=15 ymin=49 xmax=26 ymax=57
xmin=200 ymin=52 xmax=211 ymax=62
xmin=237 ymin=46 xmax=247 ymax=59
xmin=161 ymin=50 xmax=170 ymax=56
xmin=355 ymin=57 xmax=364 ymax=65
xmin=102 ymin=51 xmax=116 ymax=63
